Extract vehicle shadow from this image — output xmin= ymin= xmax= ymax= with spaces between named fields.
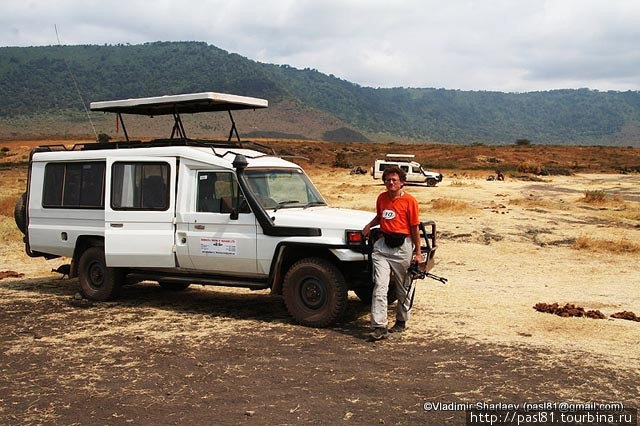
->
xmin=1 ymin=277 xmax=374 ymax=340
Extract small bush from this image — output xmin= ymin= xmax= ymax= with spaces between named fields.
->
xmin=333 ymin=152 xmax=351 ymax=168
xmin=516 ymin=162 xmax=543 ymax=174
xmin=0 ymin=147 xmax=9 ymax=153
xmin=581 ymin=190 xmax=607 ymax=204
xmin=515 ymin=139 xmax=531 ymax=146
xmin=97 ymin=132 xmax=111 ymax=144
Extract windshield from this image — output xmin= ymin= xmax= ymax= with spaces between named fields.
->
xmin=245 ymin=168 xmax=326 ymax=210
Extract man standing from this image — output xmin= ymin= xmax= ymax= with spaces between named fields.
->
xmin=362 ymin=166 xmax=422 ymax=340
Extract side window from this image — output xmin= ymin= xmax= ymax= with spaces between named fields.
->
xmin=111 ymin=162 xmax=169 ymax=210
xmin=378 ymin=163 xmax=389 ymax=172
xmin=400 ymin=165 xmax=409 ymax=172
xmin=412 ymin=166 xmax=421 ymax=174
xmin=42 ymin=162 xmax=105 ymax=208
xmin=197 ymin=171 xmax=249 ymax=214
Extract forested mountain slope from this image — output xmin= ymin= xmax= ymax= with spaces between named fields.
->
xmin=1 ymin=41 xmax=639 ymax=145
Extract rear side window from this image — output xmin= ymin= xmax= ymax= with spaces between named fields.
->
xmin=42 ymin=162 xmax=105 ymax=208
xmin=111 ymin=162 xmax=170 ymax=210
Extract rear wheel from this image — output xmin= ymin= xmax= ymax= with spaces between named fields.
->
xmin=14 ymin=192 xmax=26 ymax=234
xmin=283 ymin=257 xmax=347 ymax=328
xmin=158 ymin=281 xmax=191 ymax=291
xmin=78 ymin=247 xmax=122 ymax=301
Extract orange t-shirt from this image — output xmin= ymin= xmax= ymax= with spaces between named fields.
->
xmin=376 ymin=191 xmax=420 ymax=235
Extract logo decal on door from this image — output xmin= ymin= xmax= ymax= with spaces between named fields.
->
xmin=200 ymin=238 xmax=237 ymax=255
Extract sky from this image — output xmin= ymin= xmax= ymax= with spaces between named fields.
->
xmin=2 ymin=0 xmax=640 ymax=93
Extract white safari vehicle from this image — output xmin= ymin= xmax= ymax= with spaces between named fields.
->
xmin=15 ymin=92 xmax=439 ymax=327
xmin=372 ymin=154 xmax=443 ymax=186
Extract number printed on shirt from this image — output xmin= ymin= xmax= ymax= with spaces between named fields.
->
xmin=382 ymin=209 xmax=396 ymax=219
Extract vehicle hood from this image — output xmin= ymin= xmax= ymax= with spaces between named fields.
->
xmin=270 ymin=206 xmax=375 ymax=230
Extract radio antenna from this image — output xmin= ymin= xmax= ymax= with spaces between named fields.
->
xmin=54 ymin=24 xmax=98 ymax=140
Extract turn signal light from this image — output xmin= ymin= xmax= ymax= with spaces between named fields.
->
xmin=346 ymin=230 xmax=364 ymax=244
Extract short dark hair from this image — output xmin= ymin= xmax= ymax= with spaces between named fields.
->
xmin=382 ymin=166 xmax=407 ymax=182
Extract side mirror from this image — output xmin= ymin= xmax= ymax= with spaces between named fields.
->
xmin=230 ymin=208 xmax=239 ymax=220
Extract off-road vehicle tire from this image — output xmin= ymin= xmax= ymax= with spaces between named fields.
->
xmin=14 ymin=192 xmax=27 ymax=234
xmin=353 ymin=285 xmax=398 ymax=305
xmin=283 ymin=257 xmax=348 ymax=328
xmin=158 ymin=281 xmax=191 ymax=291
xmin=426 ymin=178 xmax=437 ymax=187
xmin=78 ymin=247 xmax=122 ymax=301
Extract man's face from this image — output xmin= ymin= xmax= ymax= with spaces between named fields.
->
xmin=384 ymin=172 xmax=403 ymax=192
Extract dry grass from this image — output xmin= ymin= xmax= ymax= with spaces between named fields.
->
xmin=450 ymin=180 xmax=472 ymax=187
xmin=0 ymin=195 xmax=18 ymax=217
xmin=428 ymin=198 xmax=474 ymax=212
xmin=509 ymin=197 xmax=569 ymax=210
xmin=579 ymin=189 xmax=625 ymax=205
xmin=516 ymin=162 xmax=544 ymax=174
xmin=0 ymin=216 xmax=22 ymax=243
xmin=572 ymin=236 xmax=640 ymax=254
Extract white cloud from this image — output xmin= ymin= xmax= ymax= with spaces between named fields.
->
xmin=1 ymin=0 xmax=639 ymax=92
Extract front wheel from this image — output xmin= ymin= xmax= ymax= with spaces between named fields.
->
xmin=78 ymin=247 xmax=122 ymax=301
xmin=282 ymin=257 xmax=348 ymax=328
xmin=426 ymin=178 xmax=437 ymax=187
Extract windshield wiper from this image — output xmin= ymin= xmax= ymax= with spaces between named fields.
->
xmin=273 ymin=200 xmax=300 ymax=212
xmin=303 ymin=201 xmax=326 ymax=209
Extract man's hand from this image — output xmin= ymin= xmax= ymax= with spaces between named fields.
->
xmin=362 ymin=224 xmax=371 ymax=239
xmin=412 ymin=252 xmax=422 ymax=264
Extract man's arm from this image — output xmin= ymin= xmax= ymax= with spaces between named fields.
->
xmin=362 ymin=216 xmax=380 ymax=238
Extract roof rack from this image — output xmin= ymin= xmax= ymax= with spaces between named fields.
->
xmin=33 ymin=138 xmax=276 ymax=156
xmin=89 ymin=92 xmax=269 ymax=143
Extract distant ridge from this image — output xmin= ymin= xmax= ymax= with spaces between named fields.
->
xmin=243 ymin=130 xmax=308 ymax=140
xmin=1 ymin=41 xmax=639 ymax=146
xmin=322 ymin=127 xmax=370 ymax=142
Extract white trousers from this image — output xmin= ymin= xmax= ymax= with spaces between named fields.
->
xmin=371 ymin=237 xmax=414 ymax=327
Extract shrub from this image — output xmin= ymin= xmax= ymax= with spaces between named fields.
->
xmin=333 ymin=152 xmax=351 ymax=168
xmin=581 ymin=190 xmax=607 ymax=204
xmin=515 ymin=139 xmax=531 ymax=146
xmin=97 ymin=132 xmax=111 ymax=144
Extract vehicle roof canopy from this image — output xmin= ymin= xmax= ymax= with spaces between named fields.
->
xmin=90 ymin=92 xmax=268 ymax=115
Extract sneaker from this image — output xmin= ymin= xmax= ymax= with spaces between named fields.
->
xmin=388 ymin=321 xmax=406 ymax=333
xmin=369 ymin=327 xmax=388 ymax=340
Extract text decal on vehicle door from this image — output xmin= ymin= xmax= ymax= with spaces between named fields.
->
xmin=200 ymin=238 xmax=237 ymax=255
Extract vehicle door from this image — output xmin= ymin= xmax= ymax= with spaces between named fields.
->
xmin=105 ymin=158 xmax=177 ymax=267
xmin=178 ymin=170 xmax=258 ymax=274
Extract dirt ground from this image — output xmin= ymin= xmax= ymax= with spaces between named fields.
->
xmin=1 ymin=145 xmax=639 ymax=425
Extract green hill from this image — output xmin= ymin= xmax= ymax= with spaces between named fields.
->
xmin=1 ymin=41 xmax=639 ymax=145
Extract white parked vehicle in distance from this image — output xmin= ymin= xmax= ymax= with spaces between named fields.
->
xmin=372 ymin=154 xmax=443 ymax=186
xmin=15 ymin=92 xmax=440 ymax=327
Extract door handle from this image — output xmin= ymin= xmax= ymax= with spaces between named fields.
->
xmin=194 ymin=224 xmax=205 ymax=230
xmin=110 ymin=223 xmax=124 ymax=228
